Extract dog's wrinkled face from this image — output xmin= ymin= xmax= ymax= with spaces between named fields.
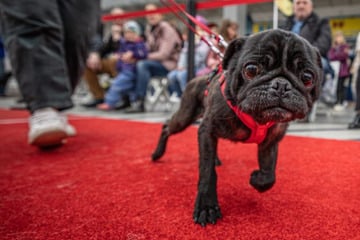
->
xmin=222 ymin=29 xmax=322 ymax=124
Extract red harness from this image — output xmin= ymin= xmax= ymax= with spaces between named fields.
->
xmin=216 ymin=74 xmax=275 ymax=144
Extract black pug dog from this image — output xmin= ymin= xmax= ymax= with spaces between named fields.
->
xmin=151 ymin=29 xmax=322 ymax=226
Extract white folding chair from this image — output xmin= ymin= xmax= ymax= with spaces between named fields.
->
xmin=146 ymin=77 xmax=172 ymax=111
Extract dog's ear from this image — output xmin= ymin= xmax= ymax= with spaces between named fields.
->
xmin=222 ymin=37 xmax=247 ymax=70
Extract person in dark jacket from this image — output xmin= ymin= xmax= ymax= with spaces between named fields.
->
xmin=280 ymin=0 xmax=331 ymax=59
xmin=82 ymin=7 xmax=125 ymax=108
xmin=0 ymin=0 xmax=100 ymax=148
xmin=97 ymin=21 xmax=148 ymax=110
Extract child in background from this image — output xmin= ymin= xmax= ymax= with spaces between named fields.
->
xmin=97 ymin=21 xmax=147 ymax=110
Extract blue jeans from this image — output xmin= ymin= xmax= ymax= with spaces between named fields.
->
xmin=135 ymin=60 xmax=169 ymax=100
xmin=321 ymin=57 xmax=334 ymax=81
xmin=167 ymin=69 xmax=187 ymax=97
xmin=105 ymin=70 xmax=135 ymax=107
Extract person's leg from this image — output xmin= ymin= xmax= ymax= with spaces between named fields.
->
xmin=0 ymin=0 xmax=99 ymax=147
xmin=177 ymin=70 xmax=188 ymax=96
xmin=167 ymin=70 xmax=179 ymax=96
xmin=82 ymin=57 xmax=117 ymax=107
xmin=136 ymin=60 xmax=168 ymax=98
xmin=82 ymin=66 xmax=105 ymax=104
xmin=349 ymin=68 xmax=360 ymax=129
xmin=103 ymin=70 xmax=135 ymax=108
xmin=336 ymin=77 xmax=346 ymax=105
xmin=126 ymin=60 xmax=168 ymax=113
xmin=0 ymin=57 xmax=6 ymax=96
xmin=58 ymin=0 xmax=100 ymax=92
xmin=356 ymin=68 xmax=360 ymax=112
xmin=0 ymin=0 xmax=73 ymax=112
xmin=0 ymin=1 xmax=73 ymax=147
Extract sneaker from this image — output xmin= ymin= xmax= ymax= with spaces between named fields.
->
xmin=333 ymin=104 xmax=345 ymax=111
xmin=81 ymin=99 xmax=104 ymax=108
xmin=124 ymin=100 xmax=145 ymax=113
xmin=169 ymin=93 xmax=181 ymax=103
xmin=28 ymin=108 xmax=76 ymax=147
xmin=115 ymin=96 xmax=131 ymax=110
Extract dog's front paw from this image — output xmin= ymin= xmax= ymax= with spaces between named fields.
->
xmin=193 ymin=204 xmax=222 ymax=227
xmin=249 ymin=170 xmax=275 ymax=192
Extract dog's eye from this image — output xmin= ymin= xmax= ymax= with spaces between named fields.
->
xmin=301 ymin=71 xmax=314 ymax=87
xmin=244 ymin=64 xmax=259 ymax=79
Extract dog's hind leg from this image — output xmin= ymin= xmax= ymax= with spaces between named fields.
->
xmin=151 ymin=80 xmax=205 ymax=161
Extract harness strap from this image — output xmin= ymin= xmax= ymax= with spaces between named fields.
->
xmin=218 ymin=74 xmax=275 ymax=144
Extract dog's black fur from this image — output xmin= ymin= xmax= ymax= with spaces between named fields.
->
xmin=151 ymin=29 xmax=323 ymax=226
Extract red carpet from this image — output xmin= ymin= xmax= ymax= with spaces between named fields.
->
xmin=1 ymin=109 xmax=360 ymax=240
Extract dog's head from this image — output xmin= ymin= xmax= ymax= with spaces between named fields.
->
xmin=222 ymin=29 xmax=322 ymax=124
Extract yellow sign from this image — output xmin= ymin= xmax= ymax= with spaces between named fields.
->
xmin=330 ymin=18 xmax=360 ymax=38
xmin=276 ymin=0 xmax=293 ymax=16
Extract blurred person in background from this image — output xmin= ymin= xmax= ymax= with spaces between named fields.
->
xmin=125 ymin=3 xmax=182 ymax=113
xmin=0 ymin=0 xmax=100 ymax=148
xmin=281 ymin=0 xmax=331 ymax=73
xmin=82 ymin=7 xmax=126 ymax=108
xmin=196 ymin=22 xmax=222 ymax=77
xmin=167 ymin=16 xmax=210 ymax=100
xmin=328 ymin=31 xmax=351 ymax=111
xmin=219 ymin=19 xmax=239 ymax=43
xmin=97 ymin=21 xmax=147 ymax=111
xmin=348 ymin=32 xmax=360 ymax=129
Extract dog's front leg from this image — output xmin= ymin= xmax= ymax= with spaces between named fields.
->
xmin=193 ymin=123 xmax=222 ymax=226
xmin=249 ymin=142 xmax=278 ymax=192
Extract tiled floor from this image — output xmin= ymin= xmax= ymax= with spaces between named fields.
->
xmin=1 ymin=78 xmax=359 ymax=142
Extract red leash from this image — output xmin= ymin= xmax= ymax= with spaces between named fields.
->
xmin=166 ymin=0 xmax=228 ymax=49
xmin=160 ymin=0 xmax=226 ymax=59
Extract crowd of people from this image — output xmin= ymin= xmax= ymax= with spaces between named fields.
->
xmin=0 ymin=0 xmax=360 ymax=149
xmin=68 ymin=3 xmax=240 ymax=112
xmin=280 ymin=0 xmax=359 ymax=126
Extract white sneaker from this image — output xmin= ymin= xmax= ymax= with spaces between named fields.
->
xmin=28 ymin=107 xmax=76 ymax=147
xmin=169 ymin=93 xmax=181 ymax=103
xmin=333 ymin=104 xmax=345 ymax=112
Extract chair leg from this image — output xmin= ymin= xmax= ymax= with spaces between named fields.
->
xmin=146 ymin=77 xmax=172 ymax=112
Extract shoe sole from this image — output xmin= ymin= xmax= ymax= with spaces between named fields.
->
xmin=30 ymin=130 xmax=67 ymax=147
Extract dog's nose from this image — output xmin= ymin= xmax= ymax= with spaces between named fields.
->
xmin=270 ymin=78 xmax=292 ymax=96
